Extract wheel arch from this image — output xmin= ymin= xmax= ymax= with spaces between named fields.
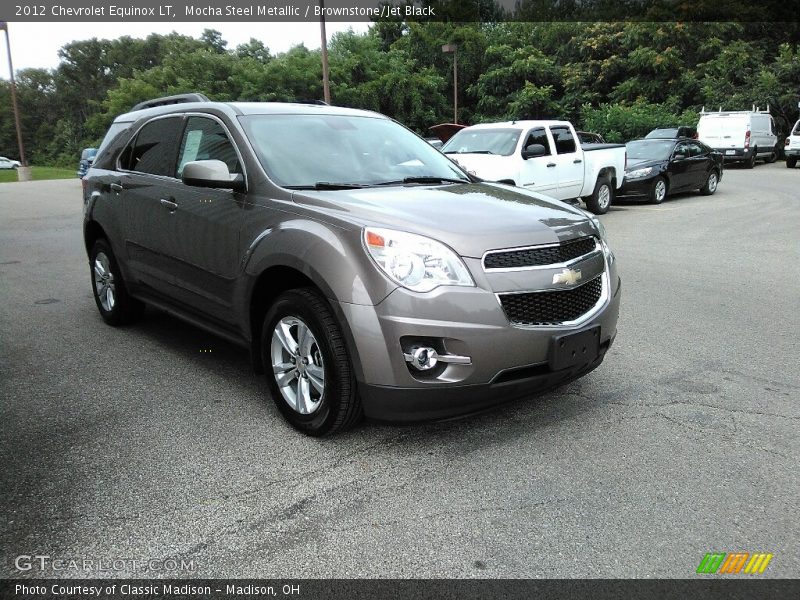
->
xmin=83 ymin=220 xmax=108 ymax=255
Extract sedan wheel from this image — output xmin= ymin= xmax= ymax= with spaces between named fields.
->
xmin=649 ymin=177 xmax=667 ymax=204
xmin=93 ymin=252 xmax=116 ymax=312
xmin=700 ymin=171 xmax=718 ymax=196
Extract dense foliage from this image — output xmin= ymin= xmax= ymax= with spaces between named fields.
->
xmin=1 ymin=22 xmax=798 ymax=166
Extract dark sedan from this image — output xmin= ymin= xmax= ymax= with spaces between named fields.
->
xmin=618 ymin=138 xmax=723 ymax=204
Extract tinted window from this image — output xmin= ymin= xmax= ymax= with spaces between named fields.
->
xmin=549 ymin=126 xmax=576 ymax=154
xmin=523 ymin=128 xmax=552 ymax=155
xmin=177 ymin=117 xmax=241 ymax=177
xmin=121 ymin=117 xmax=182 ymax=176
xmin=674 ymin=142 xmax=691 ymax=157
xmin=687 ymin=142 xmax=706 ymax=157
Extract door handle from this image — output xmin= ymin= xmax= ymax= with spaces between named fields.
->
xmin=573 ymin=159 xmax=583 ymax=164
xmin=160 ymin=198 xmax=178 ymax=211
xmin=547 ymin=163 xmax=556 ymax=168
xmin=109 ymin=183 xmax=123 ymax=193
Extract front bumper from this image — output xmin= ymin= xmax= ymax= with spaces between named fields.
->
xmin=336 ymin=256 xmax=621 ymax=421
xmin=617 ymin=175 xmax=657 ymax=198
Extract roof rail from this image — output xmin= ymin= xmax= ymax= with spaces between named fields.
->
xmin=700 ymin=104 xmax=771 ymax=115
xmin=131 ymin=93 xmax=210 ymax=112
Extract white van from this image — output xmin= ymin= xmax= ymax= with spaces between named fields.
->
xmin=697 ymin=108 xmax=778 ymax=168
xmin=785 ymin=119 xmax=800 ymax=169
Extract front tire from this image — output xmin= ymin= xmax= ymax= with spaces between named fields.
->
xmin=649 ymin=176 xmax=668 ymax=204
xmin=89 ymin=239 xmax=144 ymax=326
xmin=261 ymin=288 xmax=361 ymax=436
xmin=585 ymin=177 xmax=613 ymax=215
xmin=700 ymin=170 xmax=719 ymax=196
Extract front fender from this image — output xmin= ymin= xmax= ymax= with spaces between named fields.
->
xmin=242 ymin=218 xmax=396 ymax=306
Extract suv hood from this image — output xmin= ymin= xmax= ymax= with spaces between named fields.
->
xmin=292 ymin=183 xmax=595 ymax=258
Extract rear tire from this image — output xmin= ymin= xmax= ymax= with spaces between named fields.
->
xmin=584 ymin=177 xmax=613 ymax=215
xmin=745 ymin=148 xmax=756 ymax=169
xmin=787 ymin=156 xmax=797 ymax=169
xmin=767 ymin=147 xmax=778 ymax=163
xmin=261 ymin=287 xmax=362 ymax=436
xmin=89 ymin=239 xmax=144 ymax=326
xmin=700 ymin=170 xmax=719 ymax=196
xmin=648 ymin=177 xmax=668 ymax=204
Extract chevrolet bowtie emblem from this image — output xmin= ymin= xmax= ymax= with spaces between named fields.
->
xmin=553 ymin=268 xmax=582 ymax=285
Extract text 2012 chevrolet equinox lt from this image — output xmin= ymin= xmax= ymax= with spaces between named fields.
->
xmin=83 ymin=96 xmax=621 ymax=436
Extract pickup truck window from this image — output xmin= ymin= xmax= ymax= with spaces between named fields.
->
xmin=442 ymin=128 xmax=520 ymax=156
xmin=523 ymin=128 xmax=552 ymax=155
xmin=240 ymin=114 xmax=468 ymax=188
xmin=176 ymin=116 xmax=241 ymax=177
xmin=549 ymin=126 xmax=577 ymax=154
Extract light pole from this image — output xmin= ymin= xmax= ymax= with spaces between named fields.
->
xmin=0 ymin=21 xmax=30 ymax=181
xmin=319 ymin=1 xmax=331 ymax=104
xmin=441 ymin=43 xmax=458 ymax=124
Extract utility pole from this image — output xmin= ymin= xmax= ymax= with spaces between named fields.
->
xmin=319 ymin=1 xmax=331 ymax=104
xmin=1 ymin=21 xmax=29 ymax=180
xmin=441 ymin=44 xmax=458 ymax=124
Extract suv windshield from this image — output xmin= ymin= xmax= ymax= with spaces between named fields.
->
xmin=442 ymin=128 xmax=520 ymax=156
xmin=239 ymin=114 xmax=468 ymax=188
xmin=626 ymin=140 xmax=675 ymax=161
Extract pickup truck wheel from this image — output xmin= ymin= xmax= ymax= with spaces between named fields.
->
xmin=649 ymin=177 xmax=668 ymax=204
xmin=585 ymin=177 xmax=613 ymax=215
xmin=787 ymin=156 xmax=797 ymax=169
xmin=262 ymin=287 xmax=361 ymax=436
xmin=700 ymin=170 xmax=719 ymax=196
xmin=89 ymin=239 xmax=144 ymax=326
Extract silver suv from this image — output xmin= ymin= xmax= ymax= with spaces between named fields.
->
xmin=83 ymin=95 xmax=621 ymax=436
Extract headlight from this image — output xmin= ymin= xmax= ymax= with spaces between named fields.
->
xmin=363 ymin=227 xmax=474 ymax=292
xmin=625 ymin=166 xmax=654 ymax=180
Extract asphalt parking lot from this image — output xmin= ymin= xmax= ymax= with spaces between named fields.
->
xmin=1 ymin=162 xmax=798 ymax=579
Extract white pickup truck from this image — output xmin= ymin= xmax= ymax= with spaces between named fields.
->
xmin=442 ymin=120 xmax=627 ymax=214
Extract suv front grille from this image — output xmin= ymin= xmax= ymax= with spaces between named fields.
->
xmin=498 ymin=276 xmax=603 ymax=326
xmin=484 ymin=236 xmax=596 ymax=270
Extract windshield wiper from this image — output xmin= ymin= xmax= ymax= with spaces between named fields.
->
xmin=286 ymin=182 xmax=366 ymax=190
xmin=373 ymin=176 xmax=470 ymax=186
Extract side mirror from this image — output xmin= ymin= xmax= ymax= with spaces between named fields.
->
xmin=182 ymin=160 xmax=245 ymax=192
xmin=521 ymin=144 xmax=547 ymax=160
xmin=673 ymin=152 xmax=687 ymax=160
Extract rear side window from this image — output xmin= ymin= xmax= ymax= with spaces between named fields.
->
xmin=523 ymin=128 xmax=552 ymax=155
xmin=549 ymin=126 xmax=577 ymax=154
xmin=176 ymin=116 xmax=241 ymax=177
xmin=120 ymin=117 xmax=183 ymax=176
xmin=793 ymin=121 xmax=800 ymax=136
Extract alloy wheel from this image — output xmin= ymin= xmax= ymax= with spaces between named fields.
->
xmin=93 ymin=252 xmax=116 ymax=312
xmin=270 ymin=316 xmax=325 ymax=414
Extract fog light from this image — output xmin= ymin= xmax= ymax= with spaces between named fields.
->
xmin=410 ymin=346 xmax=438 ymax=371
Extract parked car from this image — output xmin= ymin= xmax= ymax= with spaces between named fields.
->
xmin=76 ymin=147 xmax=97 ymax=178
xmin=576 ymin=131 xmax=605 ymax=144
xmin=441 ymin=120 xmax=627 ymax=214
xmin=618 ymin=138 xmax=723 ymax=204
xmin=83 ymin=95 xmax=621 ymax=436
xmin=0 ymin=156 xmax=21 ymax=169
xmin=697 ymin=108 xmax=778 ymax=168
xmin=784 ymin=119 xmax=800 ymax=168
xmin=645 ymin=126 xmax=698 ymax=140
